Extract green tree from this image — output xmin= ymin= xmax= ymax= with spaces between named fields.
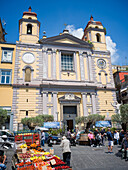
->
xmin=21 ymin=114 xmax=54 ymax=129
xmin=0 ymin=109 xmax=7 ymax=128
xmin=87 ymin=114 xmax=105 ymax=125
xmin=75 ymin=116 xmax=87 ymax=124
xmin=111 ymin=104 xmax=128 ymax=130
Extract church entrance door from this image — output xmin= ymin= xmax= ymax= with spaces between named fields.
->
xmin=67 ymin=120 xmax=73 ymax=131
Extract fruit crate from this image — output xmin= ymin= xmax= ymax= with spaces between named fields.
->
xmin=15 ymin=135 xmax=23 ymax=142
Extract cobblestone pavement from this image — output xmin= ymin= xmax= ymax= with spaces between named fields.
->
xmin=1 ymin=143 xmax=128 ymax=170
xmin=44 ymin=143 xmax=128 ymax=170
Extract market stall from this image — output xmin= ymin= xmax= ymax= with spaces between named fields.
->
xmin=14 ymin=131 xmax=40 ymax=146
xmin=12 ymin=141 xmax=72 ymax=170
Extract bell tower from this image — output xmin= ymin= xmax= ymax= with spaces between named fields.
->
xmin=19 ymin=7 xmax=40 ymax=44
xmin=82 ymin=16 xmax=107 ymax=51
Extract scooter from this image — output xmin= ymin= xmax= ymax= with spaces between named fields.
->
xmin=1 ymin=135 xmax=15 ymax=149
xmin=47 ymin=135 xmax=53 ymax=147
xmin=70 ymin=136 xmax=76 ymax=146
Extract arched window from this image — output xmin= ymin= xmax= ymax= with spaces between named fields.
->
xmin=96 ymin=33 xmax=101 ymax=42
xmin=95 ymin=26 xmax=99 ymax=28
xmin=27 ymin=24 xmax=32 ymax=34
xmin=25 ymin=67 xmax=31 ymax=82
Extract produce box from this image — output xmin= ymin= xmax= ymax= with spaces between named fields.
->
xmin=15 ymin=132 xmax=40 ymax=146
xmin=15 ymin=135 xmax=23 ymax=142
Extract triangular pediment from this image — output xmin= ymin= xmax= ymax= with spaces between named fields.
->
xmin=54 ymin=38 xmax=79 ymax=44
xmin=39 ymin=33 xmax=92 ymax=48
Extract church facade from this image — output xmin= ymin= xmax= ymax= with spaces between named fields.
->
xmin=12 ymin=7 xmax=116 ymax=130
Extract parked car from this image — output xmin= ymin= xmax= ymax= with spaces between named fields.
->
xmin=0 ymin=130 xmax=14 ymax=142
xmin=44 ymin=132 xmax=61 ymax=144
xmin=37 ymin=130 xmax=61 ymax=145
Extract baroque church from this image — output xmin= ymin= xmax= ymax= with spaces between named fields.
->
xmin=12 ymin=7 xmax=116 ymax=130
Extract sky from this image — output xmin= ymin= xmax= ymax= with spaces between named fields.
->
xmin=0 ymin=0 xmax=128 ymax=65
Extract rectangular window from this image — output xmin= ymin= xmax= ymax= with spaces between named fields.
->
xmin=26 ymin=111 xmax=28 ymax=116
xmin=61 ymin=54 xmax=73 ymax=71
xmin=0 ymin=70 xmax=11 ymax=84
xmin=2 ymin=50 xmax=13 ymax=63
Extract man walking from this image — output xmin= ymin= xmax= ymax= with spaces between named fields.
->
xmin=60 ymin=136 xmax=71 ymax=166
xmin=107 ymin=129 xmax=113 ymax=153
xmin=41 ymin=130 xmax=45 ymax=147
xmin=67 ymin=129 xmax=71 ymax=141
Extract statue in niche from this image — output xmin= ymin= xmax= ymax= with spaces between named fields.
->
xmin=111 ymin=102 xmax=122 ymax=114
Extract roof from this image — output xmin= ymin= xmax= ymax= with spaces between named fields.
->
xmin=39 ymin=32 xmax=93 ymax=49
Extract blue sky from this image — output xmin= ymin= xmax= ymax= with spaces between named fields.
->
xmin=0 ymin=0 xmax=128 ymax=65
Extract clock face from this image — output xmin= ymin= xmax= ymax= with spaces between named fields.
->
xmin=22 ymin=53 xmax=35 ymax=64
xmin=97 ymin=59 xmax=106 ymax=69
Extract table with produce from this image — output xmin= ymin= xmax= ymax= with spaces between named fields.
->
xmin=13 ymin=142 xmax=72 ymax=170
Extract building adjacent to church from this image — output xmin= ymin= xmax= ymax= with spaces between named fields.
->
xmin=0 ymin=18 xmax=16 ymax=129
xmin=12 ymin=7 xmax=117 ymax=131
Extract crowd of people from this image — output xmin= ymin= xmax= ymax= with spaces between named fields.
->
xmin=87 ymin=128 xmax=128 ymax=160
xmin=39 ymin=127 xmax=128 ymax=167
xmin=60 ymin=127 xmax=128 ymax=164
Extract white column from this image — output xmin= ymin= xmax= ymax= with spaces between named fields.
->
xmin=59 ymin=50 xmax=61 ymax=79
xmin=82 ymin=93 xmax=88 ymax=116
xmin=91 ymin=93 xmax=97 ymax=114
xmin=53 ymin=92 xmax=58 ymax=121
xmin=74 ymin=52 xmax=78 ymax=80
xmin=88 ymin=52 xmax=93 ymax=81
xmin=42 ymin=92 xmax=48 ymax=114
xmin=42 ymin=48 xmax=48 ymax=79
xmin=79 ymin=51 xmax=85 ymax=81
xmin=52 ymin=50 xmax=56 ymax=79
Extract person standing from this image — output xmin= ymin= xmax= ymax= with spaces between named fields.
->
xmin=100 ymin=128 xmax=105 ymax=146
xmin=114 ymin=130 xmax=119 ymax=145
xmin=107 ymin=129 xmax=113 ymax=153
xmin=60 ymin=136 xmax=71 ymax=166
xmin=119 ymin=129 xmax=125 ymax=145
xmin=41 ymin=130 xmax=45 ymax=147
xmin=88 ymin=131 xmax=94 ymax=146
xmin=94 ymin=129 xmax=99 ymax=147
xmin=67 ymin=129 xmax=71 ymax=141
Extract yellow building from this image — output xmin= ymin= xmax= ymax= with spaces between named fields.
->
xmin=0 ymin=41 xmax=16 ymax=129
xmin=12 ymin=8 xmax=117 ymax=131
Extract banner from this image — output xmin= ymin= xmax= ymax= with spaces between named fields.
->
xmin=95 ymin=121 xmax=111 ymax=128
xmin=43 ymin=122 xmax=60 ymax=129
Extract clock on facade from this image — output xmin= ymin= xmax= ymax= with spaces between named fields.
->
xmin=22 ymin=53 xmax=35 ymax=64
xmin=97 ymin=59 xmax=106 ymax=69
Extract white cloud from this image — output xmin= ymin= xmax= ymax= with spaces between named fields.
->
xmin=66 ymin=25 xmax=84 ymax=39
xmin=106 ymin=36 xmax=119 ymax=64
xmin=66 ymin=25 xmax=119 ymax=64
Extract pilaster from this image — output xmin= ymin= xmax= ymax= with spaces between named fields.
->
xmin=42 ymin=91 xmax=48 ymax=114
xmin=79 ymin=51 xmax=85 ymax=81
xmin=53 ymin=92 xmax=58 ymax=121
xmin=58 ymin=50 xmax=61 ymax=79
xmin=91 ymin=93 xmax=97 ymax=114
xmin=52 ymin=49 xmax=56 ymax=79
xmin=42 ymin=48 xmax=48 ymax=79
xmin=87 ymin=52 xmax=93 ymax=81
xmin=82 ymin=93 xmax=88 ymax=116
